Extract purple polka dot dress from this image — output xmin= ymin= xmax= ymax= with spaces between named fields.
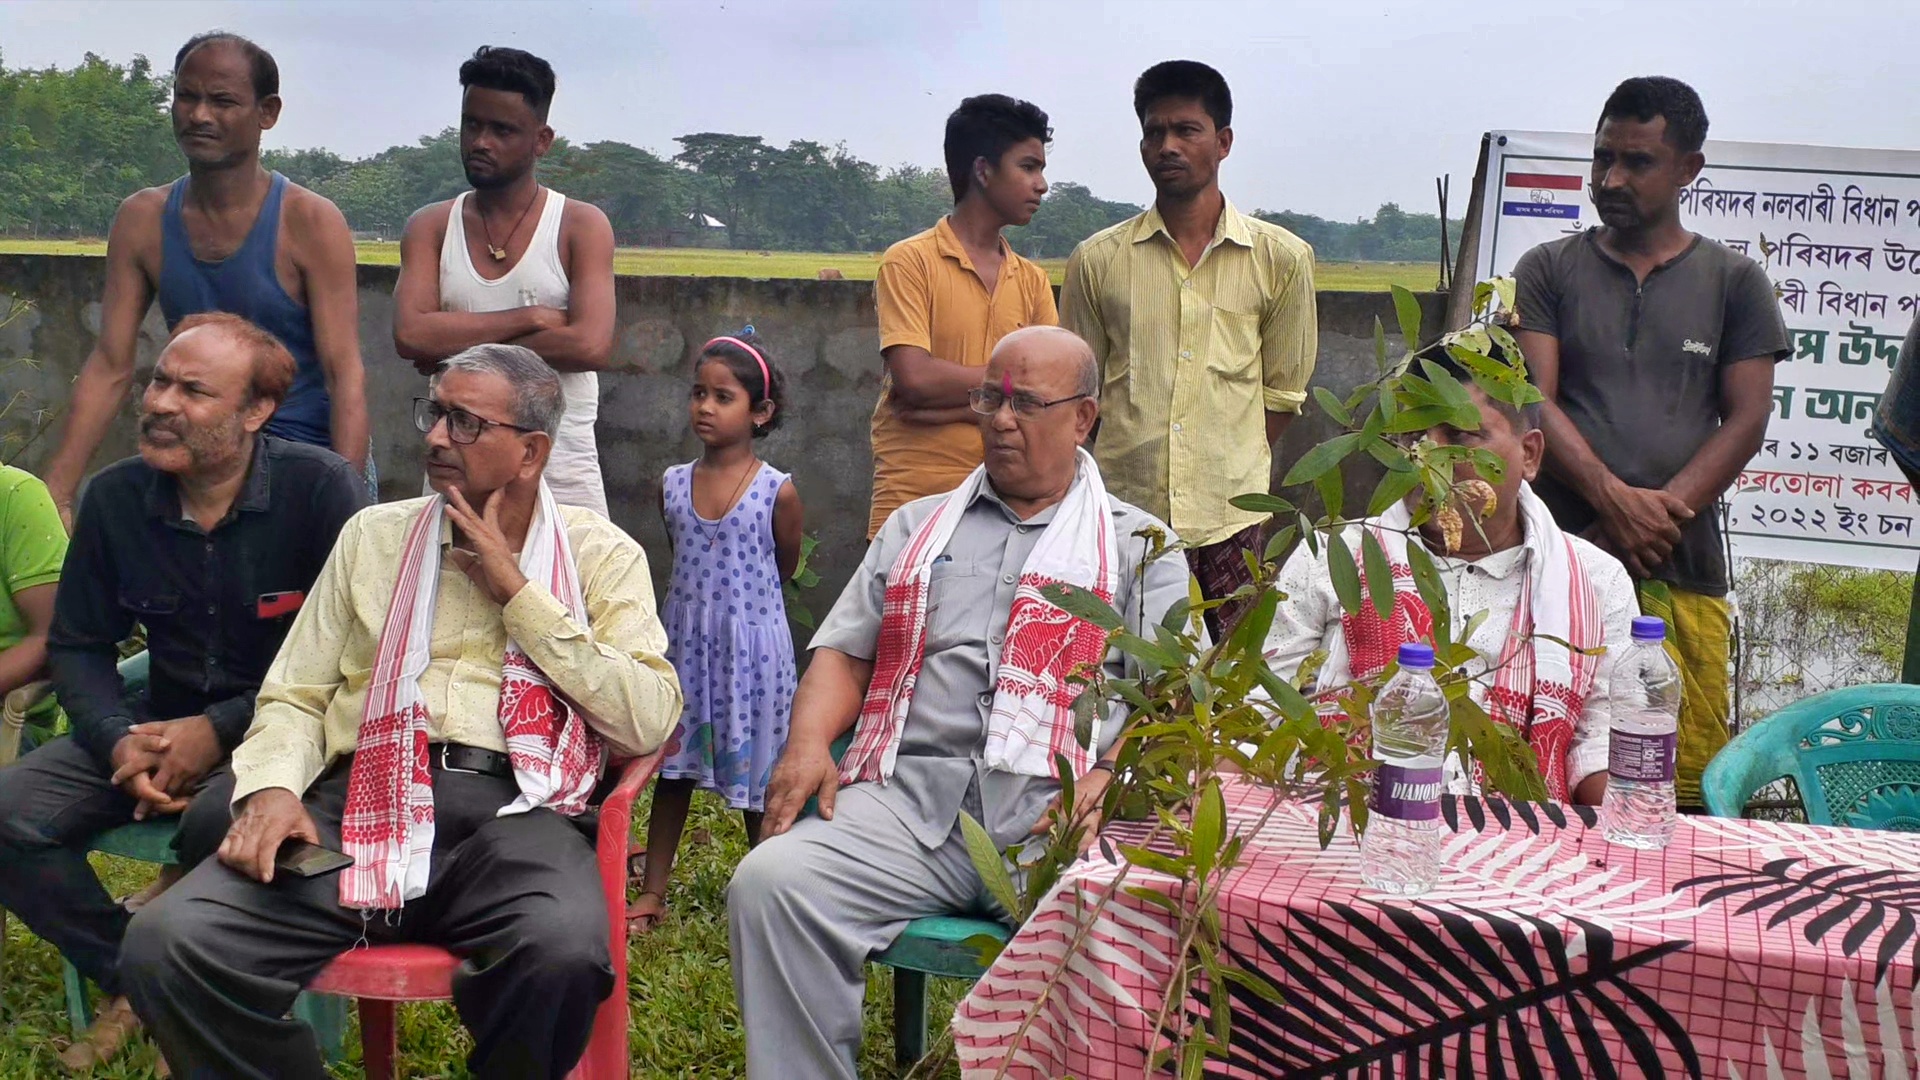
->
xmin=658 ymin=460 xmax=797 ymax=810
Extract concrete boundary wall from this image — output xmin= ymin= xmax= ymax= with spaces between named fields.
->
xmin=0 ymin=255 xmax=1442 ymax=622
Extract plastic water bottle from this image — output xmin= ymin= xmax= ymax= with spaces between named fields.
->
xmin=1360 ymin=643 xmax=1450 ymax=895
xmin=1603 ymin=616 xmax=1682 ymax=849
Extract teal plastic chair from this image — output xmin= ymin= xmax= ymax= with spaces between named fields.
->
xmin=1702 ymin=684 xmax=1920 ymax=828
xmin=805 ymin=733 xmax=1014 ymax=1070
xmin=53 ymin=653 xmax=345 ymax=1052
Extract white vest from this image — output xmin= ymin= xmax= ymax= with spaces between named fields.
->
xmin=438 ymin=190 xmax=606 ymax=516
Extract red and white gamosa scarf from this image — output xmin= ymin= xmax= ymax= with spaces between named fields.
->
xmin=1323 ymin=483 xmax=1601 ymax=801
xmin=839 ymin=448 xmax=1118 ymax=785
xmin=338 ymin=481 xmax=606 ymax=910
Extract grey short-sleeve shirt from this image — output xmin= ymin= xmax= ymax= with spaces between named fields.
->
xmin=1514 ymin=230 xmax=1790 ymax=595
xmin=812 ymin=479 xmax=1193 ymax=849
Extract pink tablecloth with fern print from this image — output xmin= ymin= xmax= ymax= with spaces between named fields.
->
xmin=951 ymin=780 xmax=1920 ymax=1079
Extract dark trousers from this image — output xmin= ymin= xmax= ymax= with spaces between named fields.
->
xmin=121 ymin=763 xmax=613 ymax=1080
xmin=1186 ymin=521 xmax=1265 ymax=639
xmin=0 ymin=735 xmax=234 ymax=996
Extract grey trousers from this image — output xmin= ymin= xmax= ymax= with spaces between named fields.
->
xmin=727 ymin=785 xmax=999 ymax=1080
xmin=120 ymin=763 xmax=613 ymax=1080
xmin=0 ymin=735 xmax=233 ymax=996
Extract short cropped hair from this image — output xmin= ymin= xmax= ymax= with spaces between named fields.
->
xmin=944 ymin=94 xmax=1052 ymax=203
xmin=1599 ymin=76 xmax=1709 ymax=154
xmin=1133 ymin=60 xmax=1232 ymax=130
xmin=170 ymin=312 xmax=296 ymax=406
xmin=460 ymin=46 xmax=557 ymax=120
xmin=436 ymin=344 xmax=565 ymax=436
xmin=174 ymin=31 xmax=279 ymax=102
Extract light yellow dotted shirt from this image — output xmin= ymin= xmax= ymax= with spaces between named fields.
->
xmin=231 ymin=498 xmax=683 ymax=804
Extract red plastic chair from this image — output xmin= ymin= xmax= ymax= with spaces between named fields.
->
xmin=306 ymin=752 xmax=662 ymax=1080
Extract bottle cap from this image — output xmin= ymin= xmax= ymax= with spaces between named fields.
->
xmin=1396 ymin=643 xmax=1436 ymax=669
xmin=1630 ymin=615 xmax=1666 ymax=642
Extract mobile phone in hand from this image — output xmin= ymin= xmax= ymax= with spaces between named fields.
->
xmin=274 ymin=839 xmax=354 ymax=878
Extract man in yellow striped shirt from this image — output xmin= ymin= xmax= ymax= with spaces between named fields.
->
xmin=1062 ymin=60 xmax=1317 ymax=636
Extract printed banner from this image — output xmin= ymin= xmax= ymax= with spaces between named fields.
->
xmin=1474 ymin=130 xmax=1919 ymax=572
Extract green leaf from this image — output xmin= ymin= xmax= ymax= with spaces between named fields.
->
xmin=1404 ymin=541 xmax=1451 ymax=649
xmin=958 ymin=812 xmax=1023 ymax=922
xmin=1262 ymin=524 xmax=1299 ymax=563
xmin=1312 ymin=385 xmax=1353 ymax=427
xmin=1193 ymin=779 xmax=1224 ymax=881
xmin=1366 ymin=467 xmax=1423 ymax=517
xmin=1366 ymin=438 xmax=1416 ymax=472
xmin=1314 ymin=466 xmax=1344 ymax=520
xmin=1223 ymin=591 xmax=1280 ymax=673
xmin=1359 ymin=528 xmax=1394 ymax=621
xmin=1222 ymin=965 xmax=1289 ymax=1008
xmin=1324 ymin=529 xmax=1363 ymax=617
xmin=1281 ymin=431 xmax=1362 ymax=487
xmin=1253 ymin=661 xmax=1313 ymax=723
xmin=1472 ymin=279 xmax=1495 ymax=312
xmin=1418 ymin=358 xmax=1476 ymax=411
xmin=1460 ymin=607 xmax=1489 ymax=644
xmin=1228 ymin=492 xmax=1294 ymax=516
xmin=1038 ymin=582 xmax=1123 ymax=632
xmin=1113 ymin=632 xmax=1182 ymax=670
xmin=1381 ymin=404 xmax=1459 ymax=434
xmin=1117 ymin=844 xmax=1189 ymax=878
xmin=1391 ymin=284 xmax=1424 ymax=352
xmin=1159 ymin=595 xmax=1193 ymax=635
xmin=1297 ymin=512 xmax=1318 ymax=557
xmin=1071 ymin=689 xmax=1099 ymax=750
xmin=962 ymin=931 xmax=1008 ymax=967
xmin=1373 ymin=315 xmax=1389 ymax=371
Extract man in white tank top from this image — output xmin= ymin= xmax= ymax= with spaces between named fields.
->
xmin=393 ymin=46 xmax=616 ymax=516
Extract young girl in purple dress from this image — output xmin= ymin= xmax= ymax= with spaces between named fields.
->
xmin=632 ymin=329 xmax=803 ymax=932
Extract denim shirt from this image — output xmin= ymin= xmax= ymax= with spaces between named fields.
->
xmin=48 ymin=436 xmax=367 ymax=768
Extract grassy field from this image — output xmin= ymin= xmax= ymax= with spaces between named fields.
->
xmin=0 ymin=238 xmax=1437 ymax=292
xmin=0 ymin=790 xmax=967 ymax=1078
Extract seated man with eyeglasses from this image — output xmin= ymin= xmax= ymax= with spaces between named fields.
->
xmin=729 ymin=326 xmax=1192 ymax=1079
xmin=122 ymin=343 xmax=682 ymax=1080
xmin=0 ymin=312 xmax=367 ymax=1068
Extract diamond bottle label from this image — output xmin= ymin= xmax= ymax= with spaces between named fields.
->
xmin=1371 ymin=763 xmax=1443 ymax=822
xmin=1609 ymin=731 xmax=1677 ymax=783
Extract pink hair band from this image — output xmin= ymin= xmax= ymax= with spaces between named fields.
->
xmin=705 ymin=336 xmax=771 ymax=400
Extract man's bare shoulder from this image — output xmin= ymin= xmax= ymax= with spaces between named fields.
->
xmin=559 ymin=194 xmax=612 ymax=236
xmin=111 ymin=184 xmax=171 ymax=233
xmin=280 ymin=183 xmax=353 ymax=246
xmin=401 ymin=198 xmax=460 ymax=242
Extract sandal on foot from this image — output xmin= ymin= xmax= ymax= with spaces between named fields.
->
xmin=627 ymin=891 xmax=667 ymax=933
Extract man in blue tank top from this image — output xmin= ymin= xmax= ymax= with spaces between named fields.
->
xmin=40 ymin=31 xmax=370 ymax=525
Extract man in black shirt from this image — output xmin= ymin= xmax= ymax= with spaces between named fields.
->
xmin=1514 ymin=77 xmax=1790 ymax=807
xmin=0 ymin=312 xmax=365 ymax=1067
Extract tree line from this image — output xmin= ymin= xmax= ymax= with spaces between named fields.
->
xmin=0 ymin=50 xmax=1460 ymax=262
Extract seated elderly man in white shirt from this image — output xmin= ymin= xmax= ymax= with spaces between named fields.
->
xmin=1264 ymin=358 xmax=1637 ymax=805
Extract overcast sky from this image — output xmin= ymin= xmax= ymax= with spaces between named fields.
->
xmin=3 ymin=0 xmax=1915 ymax=221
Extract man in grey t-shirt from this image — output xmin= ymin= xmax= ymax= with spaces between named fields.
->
xmin=1514 ymin=76 xmax=1790 ymax=807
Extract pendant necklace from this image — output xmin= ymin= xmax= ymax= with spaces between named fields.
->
xmin=480 ymin=188 xmax=540 ymax=262
xmin=696 ymin=460 xmax=757 ymax=552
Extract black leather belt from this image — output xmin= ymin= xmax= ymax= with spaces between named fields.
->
xmin=430 ymin=743 xmax=512 ymax=778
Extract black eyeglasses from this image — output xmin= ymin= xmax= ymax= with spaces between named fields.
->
xmin=967 ymin=387 xmax=1089 ymax=420
xmin=412 ymin=398 xmax=537 ymax=445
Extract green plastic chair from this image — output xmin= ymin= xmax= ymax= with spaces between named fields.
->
xmin=50 ymin=653 xmax=345 ymax=1052
xmin=804 ymin=733 xmax=1014 ymax=1071
xmin=1702 ymin=683 xmax=1920 ymax=828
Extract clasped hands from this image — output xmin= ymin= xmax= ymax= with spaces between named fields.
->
xmin=1586 ymin=480 xmax=1695 ymax=579
xmin=109 ymin=714 xmax=223 ymax=820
